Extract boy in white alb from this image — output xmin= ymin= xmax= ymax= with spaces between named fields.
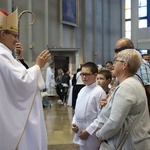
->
xmin=72 ymin=62 xmax=106 ymax=150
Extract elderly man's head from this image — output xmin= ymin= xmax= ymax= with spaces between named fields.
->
xmin=114 ymin=38 xmax=134 ymax=58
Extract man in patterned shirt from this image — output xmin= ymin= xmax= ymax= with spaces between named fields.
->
xmin=114 ymin=38 xmax=150 ymax=113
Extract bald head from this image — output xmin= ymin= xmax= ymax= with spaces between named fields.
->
xmin=115 ymin=38 xmax=134 ymax=53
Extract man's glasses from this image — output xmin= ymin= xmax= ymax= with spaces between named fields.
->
xmin=4 ymin=30 xmax=18 ymax=39
xmin=80 ymin=73 xmax=93 ymax=77
xmin=114 ymin=47 xmax=139 ymax=53
xmin=114 ymin=47 xmax=133 ymax=53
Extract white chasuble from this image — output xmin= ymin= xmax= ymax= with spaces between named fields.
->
xmin=0 ymin=43 xmax=47 ymax=150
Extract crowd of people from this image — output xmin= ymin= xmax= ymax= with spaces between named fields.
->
xmin=45 ymin=41 xmax=150 ymax=150
xmin=73 ymin=49 xmax=150 ymax=150
xmin=0 ymin=7 xmax=150 ymax=150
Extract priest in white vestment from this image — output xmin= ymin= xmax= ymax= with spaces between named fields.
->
xmin=45 ymin=62 xmax=57 ymax=96
xmin=0 ymin=8 xmax=51 ymax=150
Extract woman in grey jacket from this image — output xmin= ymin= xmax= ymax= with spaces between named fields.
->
xmin=79 ymin=49 xmax=150 ymax=150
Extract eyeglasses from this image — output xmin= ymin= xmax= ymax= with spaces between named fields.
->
xmin=114 ymin=47 xmax=133 ymax=53
xmin=4 ymin=31 xmax=18 ymax=39
xmin=80 ymin=73 xmax=93 ymax=77
xmin=113 ymin=59 xmax=125 ymax=64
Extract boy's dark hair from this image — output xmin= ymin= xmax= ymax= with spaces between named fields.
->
xmin=82 ymin=62 xmax=98 ymax=74
xmin=98 ymin=69 xmax=112 ymax=80
xmin=106 ymin=61 xmax=113 ymax=65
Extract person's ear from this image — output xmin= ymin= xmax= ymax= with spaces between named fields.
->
xmin=0 ymin=31 xmax=6 ymax=39
xmin=123 ymin=62 xmax=128 ymax=70
xmin=107 ymin=78 xmax=111 ymax=84
xmin=94 ymin=73 xmax=98 ymax=78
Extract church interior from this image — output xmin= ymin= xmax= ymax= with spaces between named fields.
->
xmin=1 ymin=0 xmax=150 ymax=149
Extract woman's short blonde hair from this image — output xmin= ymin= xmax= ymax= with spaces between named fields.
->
xmin=117 ymin=49 xmax=142 ymax=74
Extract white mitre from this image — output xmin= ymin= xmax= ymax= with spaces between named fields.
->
xmin=0 ymin=8 xmax=18 ymax=33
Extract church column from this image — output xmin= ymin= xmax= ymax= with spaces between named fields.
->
xmin=59 ymin=0 xmax=63 ymax=47
xmin=131 ymin=0 xmax=138 ymax=48
xmin=27 ymin=0 xmax=33 ymax=62
xmin=93 ymin=0 xmax=96 ymax=62
xmin=45 ymin=0 xmax=49 ymax=49
xmin=8 ymin=0 xmax=12 ymax=12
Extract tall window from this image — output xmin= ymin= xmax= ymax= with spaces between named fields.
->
xmin=125 ymin=0 xmax=150 ymax=54
xmin=125 ymin=0 xmax=131 ymax=39
xmin=138 ymin=0 xmax=149 ymax=54
xmin=139 ymin=0 xmax=147 ymax=28
xmin=125 ymin=0 xmax=149 ymax=38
